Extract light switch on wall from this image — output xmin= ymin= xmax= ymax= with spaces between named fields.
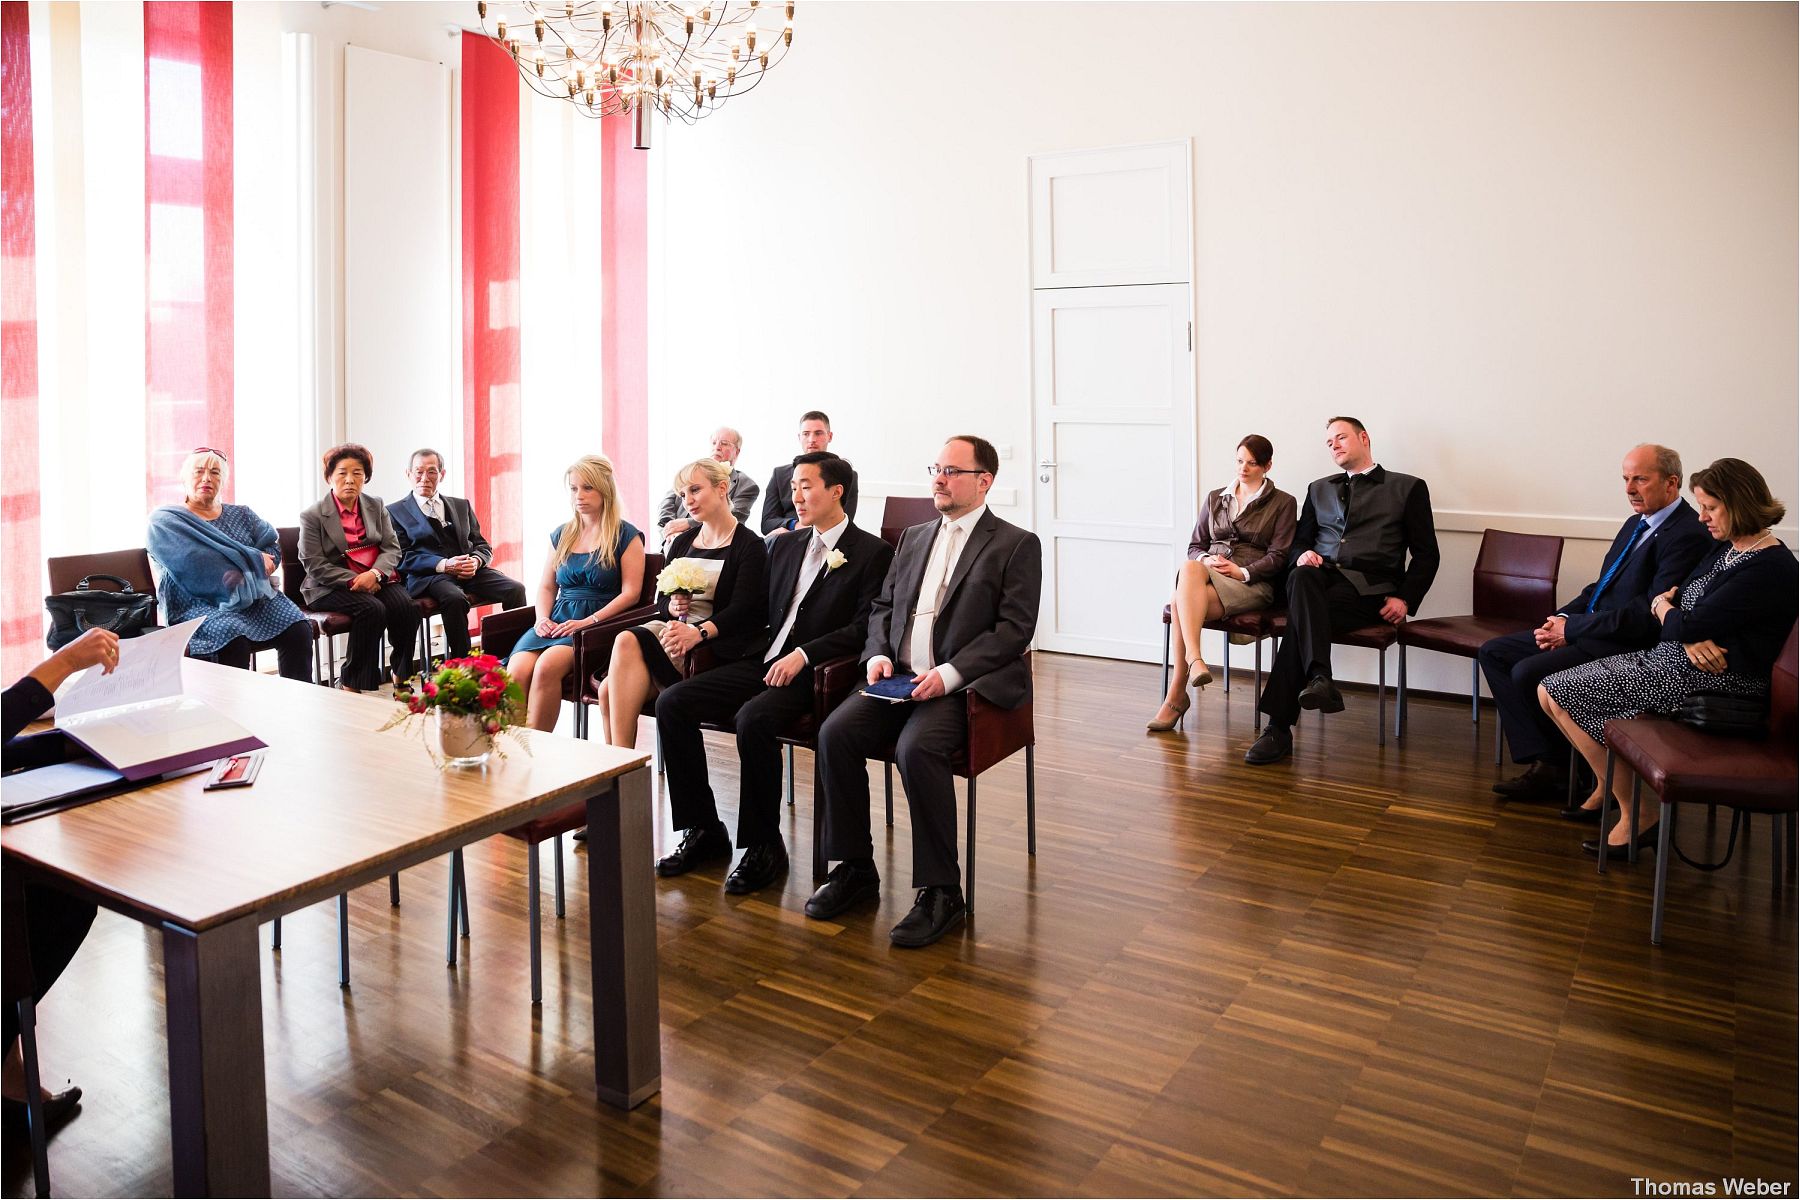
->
xmin=996 ymin=444 xmax=1013 ymax=460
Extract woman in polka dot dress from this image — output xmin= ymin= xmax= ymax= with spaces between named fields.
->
xmin=1540 ymin=458 xmax=1796 ymax=857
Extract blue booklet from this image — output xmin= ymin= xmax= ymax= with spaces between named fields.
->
xmin=861 ymin=674 xmax=920 ymax=703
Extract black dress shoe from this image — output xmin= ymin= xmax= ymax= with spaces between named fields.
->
xmin=1559 ymin=803 xmax=1602 ymax=823
xmin=1244 ymin=724 xmax=1293 ymax=766
xmin=889 ymin=885 xmax=967 ymax=948
xmin=804 ymin=860 xmax=881 ymax=920
xmin=1582 ymin=827 xmax=1660 ymax=858
xmin=724 ymin=842 xmax=789 ymax=895
xmin=1297 ymin=674 xmax=1345 ymax=714
xmin=655 ymin=822 xmax=732 ymax=877
xmin=1493 ymin=759 xmax=1568 ymax=800
xmin=1 ymin=1085 xmax=82 ymax=1134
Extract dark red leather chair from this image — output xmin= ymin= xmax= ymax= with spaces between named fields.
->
xmin=1160 ymin=605 xmax=1283 ymax=709
xmin=863 ymin=652 xmax=1037 ymax=913
xmin=880 ymin=496 xmax=940 ymax=549
xmin=46 ymin=547 xmax=157 ymax=599
xmin=1598 ymin=626 xmax=1798 ymax=944
xmin=1401 ymin=529 xmax=1563 ymax=761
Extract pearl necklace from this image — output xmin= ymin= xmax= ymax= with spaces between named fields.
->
xmin=1720 ymin=532 xmax=1774 ymax=568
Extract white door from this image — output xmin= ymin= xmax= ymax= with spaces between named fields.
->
xmin=1031 ymin=284 xmax=1194 ymax=662
xmin=1029 ymin=141 xmax=1194 ymax=663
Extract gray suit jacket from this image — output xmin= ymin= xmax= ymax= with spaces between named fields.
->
xmin=863 ymin=507 xmax=1041 ymax=709
xmin=298 ymin=492 xmax=404 ymax=605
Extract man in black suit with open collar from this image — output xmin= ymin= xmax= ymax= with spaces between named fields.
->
xmin=1246 ymin=416 xmax=1440 ymax=765
xmin=1478 ymin=444 xmax=1711 ymax=804
xmin=389 ymin=448 xmax=527 ymax=660
xmin=654 ymin=453 xmax=894 ymax=894
xmin=805 ymin=435 xmax=1041 ymax=949
xmin=760 ymin=410 xmax=860 ymax=533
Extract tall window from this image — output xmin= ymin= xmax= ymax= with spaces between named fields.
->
xmin=144 ymin=1 xmax=232 ymax=507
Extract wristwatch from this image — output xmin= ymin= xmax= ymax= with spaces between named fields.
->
xmin=698 ymin=624 xmax=712 ymax=642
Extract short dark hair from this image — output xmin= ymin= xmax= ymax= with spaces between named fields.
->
xmin=1325 ymin=416 xmax=1367 ymax=434
xmin=794 ymin=451 xmax=855 ymax=495
xmin=409 ymin=448 xmax=445 ymax=472
xmin=947 ymin=435 xmax=999 ymax=476
xmin=323 ymin=442 xmax=373 ymax=480
xmin=1237 ymin=434 xmax=1274 ymax=468
xmin=1690 ymin=458 xmax=1787 ymax=538
xmin=799 ymin=410 xmax=831 ymax=428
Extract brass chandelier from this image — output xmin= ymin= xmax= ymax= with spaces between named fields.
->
xmin=475 ymin=1 xmax=795 ymax=148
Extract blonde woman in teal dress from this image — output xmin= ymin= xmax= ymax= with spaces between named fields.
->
xmin=508 ymin=455 xmax=645 ymax=731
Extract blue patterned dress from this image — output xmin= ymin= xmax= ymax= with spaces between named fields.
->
xmin=150 ymin=504 xmax=309 ymax=657
xmin=509 ymin=522 xmax=643 ymax=656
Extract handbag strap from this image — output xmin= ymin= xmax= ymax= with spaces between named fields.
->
xmin=75 ymin=574 xmax=136 ymax=594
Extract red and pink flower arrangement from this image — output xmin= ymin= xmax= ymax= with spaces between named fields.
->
xmin=380 ymin=654 xmax=530 ymax=766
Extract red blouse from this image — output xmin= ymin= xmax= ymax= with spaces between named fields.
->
xmin=333 ymin=493 xmax=382 ymax=574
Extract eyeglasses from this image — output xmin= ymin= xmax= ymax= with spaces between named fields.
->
xmin=926 ymin=465 xmax=988 ymax=479
xmin=192 ymin=446 xmax=229 ymax=463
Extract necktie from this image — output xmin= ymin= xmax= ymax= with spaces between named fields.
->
xmin=766 ymin=534 xmax=828 ymax=662
xmin=907 ymin=524 xmax=961 ymax=673
xmin=1587 ymin=519 xmax=1651 ymax=612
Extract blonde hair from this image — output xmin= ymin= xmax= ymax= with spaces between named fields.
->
xmin=673 ymin=457 xmax=733 ymax=494
xmin=555 ymin=455 xmax=624 ymax=569
xmin=180 ymin=450 xmax=230 ymax=501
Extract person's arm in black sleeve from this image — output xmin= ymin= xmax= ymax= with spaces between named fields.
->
xmin=1396 ymin=479 xmax=1440 ymax=615
xmin=704 ymin=531 xmax=770 ymax=640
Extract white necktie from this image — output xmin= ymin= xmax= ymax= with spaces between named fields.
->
xmin=765 ymin=534 xmax=829 ymax=663
xmin=907 ymin=523 xmax=961 ymax=673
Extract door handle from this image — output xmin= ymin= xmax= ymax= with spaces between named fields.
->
xmin=1038 ymin=459 xmax=1056 ymax=483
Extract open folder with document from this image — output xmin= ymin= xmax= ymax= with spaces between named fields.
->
xmin=51 ymin=618 xmax=265 ymax=780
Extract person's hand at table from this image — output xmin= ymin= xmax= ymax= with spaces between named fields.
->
xmin=27 ymin=627 xmax=121 ymax=694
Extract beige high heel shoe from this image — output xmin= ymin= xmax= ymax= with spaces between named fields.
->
xmin=1146 ymin=689 xmax=1192 ymax=733
xmin=1188 ymin=660 xmax=1214 ymax=690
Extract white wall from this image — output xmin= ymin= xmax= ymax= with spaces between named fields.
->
xmin=652 ymin=1 xmax=1799 ymax=692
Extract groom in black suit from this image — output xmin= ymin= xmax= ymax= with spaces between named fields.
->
xmin=654 ymin=453 xmax=895 ymax=894
xmin=806 ymin=435 xmax=1041 ymax=949
xmin=1478 ymin=444 xmax=1711 ymax=803
xmin=389 ymin=449 xmax=527 ymax=659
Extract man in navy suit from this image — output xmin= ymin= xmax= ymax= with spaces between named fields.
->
xmin=389 ymin=449 xmax=528 ymax=660
xmin=1478 ymin=444 xmax=1711 ymax=804
xmin=653 ymin=453 xmax=895 ymax=895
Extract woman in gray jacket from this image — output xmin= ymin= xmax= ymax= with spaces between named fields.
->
xmin=1150 ymin=434 xmax=1297 ymax=732
xmin=299 ymin=443 xmax=421 ymax=691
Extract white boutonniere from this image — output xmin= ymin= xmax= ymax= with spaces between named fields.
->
xmin=824 ymin=549 xmax=848 ymax=572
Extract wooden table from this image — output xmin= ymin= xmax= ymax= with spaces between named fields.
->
xmin=1 ymin=661 xmax=659 ymax=1197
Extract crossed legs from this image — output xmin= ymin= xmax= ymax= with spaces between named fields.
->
xmin=1154 ymin=561 xmax=1225 ymax=723
xmin=1537 ymin=683 xmax=1649 ymax=846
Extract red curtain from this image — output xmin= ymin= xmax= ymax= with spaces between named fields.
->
xmin=601 ymin=113 xmax=648 ymax=528
xmin=144 ymin=0 xmax=233 ymax=509
xmin=0 ymin=0 xmax=41 ymax=676
xmin=460 ymin=32 xmax=523 ymax=581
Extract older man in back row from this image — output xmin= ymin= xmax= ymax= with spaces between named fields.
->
xmin=1478 ymin=444 xmax=1711 ymax=807
xmin=659 ymin=427 xmax=761 ymax=542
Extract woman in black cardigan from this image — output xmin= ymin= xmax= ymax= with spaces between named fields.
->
xmin=2 ymin=628 xmax=117 ymax=1131
xmin=598 ymin=458 xmax=768 ymax=749
xmin=1541 ymin=458 xmax=1797 ymax=855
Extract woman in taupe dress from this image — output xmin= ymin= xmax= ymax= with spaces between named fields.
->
xmin=1149 ymin=434 xmax=1297 ymax=732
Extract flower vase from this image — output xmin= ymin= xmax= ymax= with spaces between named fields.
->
xmin=435 ymin=710 xmax=492 ymax=768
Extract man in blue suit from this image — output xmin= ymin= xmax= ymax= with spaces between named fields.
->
xmin=1478 ymin=444 xmax=1711 ymax=804
xmin=389 ymin=449 xmax=528 ymax=660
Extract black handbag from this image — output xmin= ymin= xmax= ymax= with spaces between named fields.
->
xmin=44 ymin=575 xmax=161 ymax=651
xmin=1672 ymin=689 xmax=1769 ymax=738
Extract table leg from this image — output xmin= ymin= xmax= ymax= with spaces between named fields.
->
xmin=585 ymin=765 xmax=661 ymax=1108
xmin=163 ymin=916 xmax=271 ymax=1197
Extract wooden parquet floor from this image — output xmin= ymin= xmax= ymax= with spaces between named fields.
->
xmin=5 ymin=652 xmax=1795 ymax=1197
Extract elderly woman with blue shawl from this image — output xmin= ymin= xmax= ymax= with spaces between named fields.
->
xmin=145 ymin=449 xmax=314 ymax=681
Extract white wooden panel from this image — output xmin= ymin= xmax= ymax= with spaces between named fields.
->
xmin=1031 ymin=142 xmax=1191 ymax=288
xmin=343 ymin=45 xmax=453 ymax=497
xmin=1050 ymin=302 xmax=1179 ymax=411
xmin=1050 ymin=535 xmax=1174 ymax=659
xmin=1052 ymin=423 xmax=1175 ymax=527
